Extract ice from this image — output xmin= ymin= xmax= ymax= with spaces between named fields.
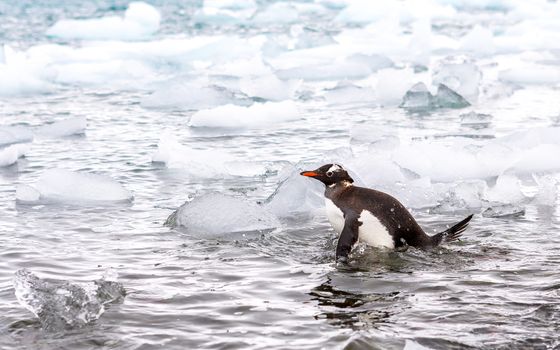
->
xmin=482 ymin=205 xmax=525 ymax=218
xmin=13 ymin=269 xmax=125 ymax=331
xmin=16 ymin=169 xmax=133 ymax=204
xmin=252 ymin=3 xmax=299 ymax=24
xmin=434 ymin=83 xmax=471 ymax=109
xmin=265 ymin=166 xmax=325 ymax=217
xmin=0 ymin=144 xmax=29 ymax=167
xmin=400 ymin=82 xmax=434 ymax=110
xmin=189 ymin=101 xmax=299 ymax=129
xmin=323 ymin=82 xmax=375 ymax=106
xmin=165 ymin=193 xmax=280 ymax=237
xmin=35 ymin=117 xmax=87 ymax=138
xmin=432 ymin=56 xmax=481 ymax=103
xmin=239 ymin=75 xmax=301 ymax=101
xmin=346 ymin=53 xmax=394 ymax=72
xmin=0 ymin=58 xmax=52 ymax=96
xmin=276 ymin=61 xmax=372 ymax=82
xmin=46 ymin=2 xmax=161 ymax=40
xmin=499 ymin=65 xmax=560 ymax=85
xmin=141 ymin=81 xmax=238 ymax=110
xmin=460 ymin=26 xmax=495 ymax=56
xmin=152 ymin=136 xmax=267 ymax=177
xmin=0 ymin=126 xmax=34 ymax=146
xmin=533 ymin=175 xmax=558 ymax=206
xmin=204 ymin=0 xmax=256 ymax=10
xmin=376 ymin=68 xmax=417 ymax=106
xmin=460 ymin=111 xmax=493 ymax=129
xmin=484 ymin=174 xmax=525 ymax=204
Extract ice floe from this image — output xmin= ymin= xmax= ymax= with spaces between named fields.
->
xmin=165 ymin=193 xmax=280 ymax=237
xmin=13 ymin=269 xmax=125 ymax=331
xmin=432 ymin=56 xmax=481 ymax=103
xmin=0 ymin=144 xmax=29 ymax=167
xmin=35 ymin=117 xmax=87 ymax=138
xmin=239 ymin=74 xmax=301 ymax=101
xmin=0 ymin=126 xmax=34 ymax=146
xmin=189 ymin=101 xmax=299 ymax=129
xmin=46 ymin=2 xmax=161 ymax=40
xmin=141 ymin=81 xmax=239 ymax=110
xmin=16 ymin=169 xmax=133 ymax=204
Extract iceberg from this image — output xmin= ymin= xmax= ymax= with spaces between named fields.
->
xmin=0 ymin=144 xmax=29 ymax=167
xmin=189 ymin=101 xmax=299 ymax=129
xmin=16 ymin=169 xmax=133 ymax=204
xmin=35 ymin=117 xmax=87 ymax=138
xmin=13 ymin=269 xmax=125 ymax=331
xmin=165 ymin=193 xmax=280 ymax=237
xmin=46 ymin=2 xmax=161 ymax=40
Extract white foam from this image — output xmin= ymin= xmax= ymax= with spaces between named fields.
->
xmin=16 ymin=169 xmax=133 ymax=204
xmin=168 ymin=193 xmax=280 ymax=236
xmin=46 ymin=2 xmax=161 ymax=40
xmin=189 ymin=101 xmax=299 ymax=129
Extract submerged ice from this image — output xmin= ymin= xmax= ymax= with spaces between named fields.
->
xmin=13 ymin=269 xmax=125 ymax=331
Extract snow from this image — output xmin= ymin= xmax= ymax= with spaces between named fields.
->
xmin=166 ymin=193 xmax=280 ymax=237
xmin=16 ymin=169 xmax=133 ymax=204
xmin=189 ymin=101 xmax=300 ymax=129
xmin=46 ymin=2 xmax=161 ymax=40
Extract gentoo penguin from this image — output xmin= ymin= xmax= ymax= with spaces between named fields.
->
xmin=300 ymin=164 xmax=473 ymax=262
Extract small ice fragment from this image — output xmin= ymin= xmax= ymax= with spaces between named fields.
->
xmin=252 ymin=2 xmax=299 ymax=24
xmin=484 ymin=174 xmax=524 ymax=204
xmin=400 ymin=82 xmax=434 ymax=110
xmin=346 ymin=53 xmax=394 ymax=72
xmin=276 ymin=62 xmax=372 ymax=82
xmin=324 ymin=82 xmax=375 ymax=106
xmin=46 ymin=2 xmax=161 ymax=40
xmin=13 ymin=269 xmax=125 ymax=331
xmin=432 ymin=56 xmax=481 ymax=103
xmin=189 ymin=101 xmax=299 ymax=129
xmin=482 ymin=205 xmax=525 ymax=218
xmin=165 ymin=193 xmax=279 ymax=236
xmin=0 ymin=126 xmax=34 ymax=146
xmin=239 ymin=74 xmax=300 ymax=101
xmin=460 ymin=111 xmax=492 ymax=129
xmin=434 ymin=84 xmax=470 ymax=109
xmin=533 ymin=175 xmax=558 ymax=206
xmin=35 ymin=117 xmax=87 ymax=138
xmin=499 ymin=65 xmax=560 ymax=85
xmin=16 ymin=169 xmax=133 ymax=204
xmin=141 ymin=82 xmax=237 ymax=110
xmin=0 ymin=144 xmax=29 ymax=167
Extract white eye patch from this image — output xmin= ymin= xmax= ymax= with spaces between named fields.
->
xmin=327 ymin=164 xmax=343 ymax=173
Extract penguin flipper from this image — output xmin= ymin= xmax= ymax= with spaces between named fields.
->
xmin=336 ymin=213 xmax=361 ymax=262
xmin=430 ymin=214 xmax=474 ymax=246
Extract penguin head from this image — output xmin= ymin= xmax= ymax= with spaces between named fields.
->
xmin=300 ymin=163 xmax=354 ymax=186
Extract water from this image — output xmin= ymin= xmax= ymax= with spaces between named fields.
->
xmin=1 ymin=0 xmax=560 ymax=349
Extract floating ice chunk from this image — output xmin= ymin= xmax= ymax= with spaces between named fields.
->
xmin=438 ymin=0 xmax=513 ymax=11
xmin=400 ymin=82 xmax=434 ymax=110
xmin=460 ymin=26 xmax=495 ymax=56
xmin=189 ymin=101 xmax=299 ymax=129
xmin=335 ymin=1 xmax=398 ymax=24
xmin=193 ymin=3 xmax=255 ymax=25
xmin=252 ymin=2 xmax=299 ymax=24
xmin=152 ymin=136 xmax=266 ymax=177
xmin=346 ymin=53 xmax=394 ymax=72
xmin=165 ymin=193 xmax=279 ymax=237
xmin=35 ymin=117 xmax=87 ymax=138
xmin=436 ymin=180 xmax=486 ymax=212
xmin=276 ymin=61 xmax=372 ymax=82
xmin=0 ymin=61 xmax=52 ymax=96
xmin=507 ymin=144 xmax=560 ymax=175
xmin=0 ymin=144 xmax=29 ymax=167
xmin=404 ymin=339 xmax=435 ymax=350
xmin=16 ymin=169 xmax=133 ymax=204
xmin=484 ymin=174 xmax=525 ymax=204
xmin=265 ymin=167 xmax=324 ymax=217
xmin=46 ymin=2 xmax=161 ymax=40
xmin=432 ymin=56 xmax=481 ymax=103
xmin=499 ymin=65 xmax=560 ymax=85
xmin=204 ymin=0 xmax=257 ymax=10
xmin=239 ymin=75 xmax=301 ymax=101
xmin=142 ymin=82 xmax=237 ymax=110
xmin=13 ymin=269 xmax=125 ymax=331
xmin=434 ymin=83 xmax=470 ymax=109
xmin=376 ymin=68 xmax=416 ymax=106
xmin=52 ymin=59 xmax=155 ymax=87
xmin=0 ymin=126 xmax=34 ymax=146
xmin=293 ymin=27 xmax=336 ymax=50
xmin=460 ymin=111 xmax=492 ymax=129
xmin=323 ymin=82 xmax=375 ymax=106
xmin=482 ymin=205 xmax=525 ymax=218
xmin=533 ymin=175 xmax=558 ymax=207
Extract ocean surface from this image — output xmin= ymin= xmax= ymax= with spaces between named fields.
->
xmin=1 ymin=0 xmax=560 ymax=349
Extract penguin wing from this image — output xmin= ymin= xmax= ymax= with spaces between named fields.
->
xmin=336 ymin=212 xmax=361 ymax=262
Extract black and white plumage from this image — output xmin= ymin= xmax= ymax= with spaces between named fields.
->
xmin=300 ymin=164 xmax=473 ymax=262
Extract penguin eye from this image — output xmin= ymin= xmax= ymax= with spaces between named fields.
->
xmin=326 ymin=171 xmax=334 ymax=177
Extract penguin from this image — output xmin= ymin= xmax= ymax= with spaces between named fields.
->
xmin=300 ymin=163 xmax=473 ymax=262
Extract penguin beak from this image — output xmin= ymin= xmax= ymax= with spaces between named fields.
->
xmin=300 ymin=171 xmax=319 ymax=177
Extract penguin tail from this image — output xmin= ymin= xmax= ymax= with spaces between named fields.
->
xmin=431 ymin=214 xmax=473 ymax=246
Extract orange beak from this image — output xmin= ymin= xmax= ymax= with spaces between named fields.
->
xmin=300 ymin=171 xmax=319 ymax=177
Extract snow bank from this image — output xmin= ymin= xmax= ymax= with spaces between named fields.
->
xmin=166 ymin=193 xmax=280 ymax=236
xmin=16 ymin=169 xmax=133 ymax=204
xmin=46 ymin=2 xmax=160 ymax=40
xmin=189 ymin=101 xmax=299 ymax=129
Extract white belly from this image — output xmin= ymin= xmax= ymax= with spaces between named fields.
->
xmin=325 ymin=199 xmax=394 ymax=249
